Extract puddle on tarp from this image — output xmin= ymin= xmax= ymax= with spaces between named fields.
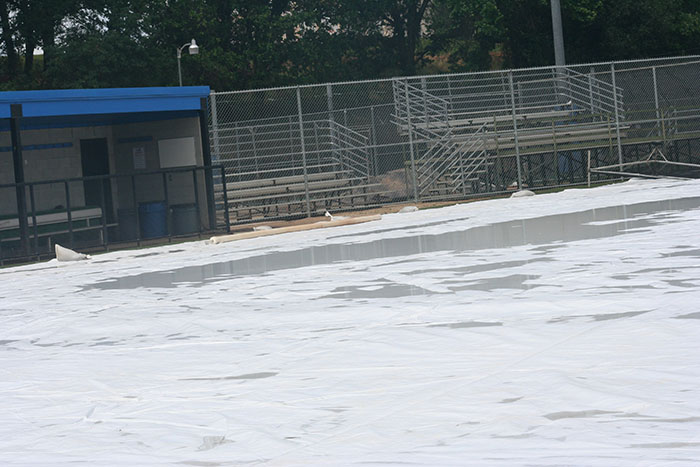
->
xmin=675 ymin=312 xmax=700 ymax=320
xmin=86 ymin=197 xmax=700 ymax=290
xmin=181 ymin=372 xmax=277 ymax=381
xmin=323 ymin=282 xmax=440 ymax=299
xmin=548 ymin=310 xmax=653 ymax=323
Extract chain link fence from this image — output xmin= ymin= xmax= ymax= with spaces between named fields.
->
xmin=210 ymin=56 xmax=700 ymax=224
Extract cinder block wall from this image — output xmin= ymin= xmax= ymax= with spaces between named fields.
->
xmin=0 ymin=126 xmax=114 ymax=216
xmin=112 ymin=116 xmax=207 ymax=227
xmin=1 ymin=115 xmax=207 ymax=228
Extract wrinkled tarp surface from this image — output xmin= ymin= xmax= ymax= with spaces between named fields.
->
xmin=1 ymin=178 xmax=700 ymax=466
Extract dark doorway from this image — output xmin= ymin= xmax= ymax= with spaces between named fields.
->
xmin=80 ymin=138 xmax=113 ymax=221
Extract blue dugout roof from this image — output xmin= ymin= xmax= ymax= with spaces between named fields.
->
xmin=0 ymin=86 xmax=210 ymax=119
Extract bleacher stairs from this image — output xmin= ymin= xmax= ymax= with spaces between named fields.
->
xmin=392 ymin=69 xmax=627 ymax=197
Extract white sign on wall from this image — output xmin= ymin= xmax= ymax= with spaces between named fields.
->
xmin=132 ymin=146 xmax=146 ymax=170
xmin=158 ymin=137 xmax=196 ymax=168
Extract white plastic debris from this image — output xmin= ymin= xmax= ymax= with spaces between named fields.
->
xmin=54 ymin=244 xmax=89 ymax=262
xmin=398 ymin=206 xmax=419 ymax=213
xmin=253 ymin=225 xmax=272 ymax=231
xmin=324 ymin=210 xmax=347 ymax=221
xmin=510 ymin=189 xmax=536 ymax=198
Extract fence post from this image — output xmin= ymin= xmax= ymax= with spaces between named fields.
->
xmin=611 ymin=63 xmax=624 ymax=167
xmin=500 ymin=72 xmax=509 ymax=108
xmin=421 ymin=77 xmax=427 ymax=125
xmin=552 ymin=67 xmax=560 ymax=103
xmin=588 ymin=67 xmax=595 ymax=114
xmin=296 ymin=86 xmax=312 ymax=217
xmin=404 ymin=80 xmax=419 ymax=201
xmin=100 ymin=177 xmax=108 ymax=247
xmin=221 ymin=166 xmax=230 ymax=232
xmin=162 ymin=172 xmax=171 ymax=241
xmin=10 ymin=104 xmax=29 ymax=257
xmin=447 ymin=75 xmax=452 ymax=103
xmin=508 ymin=71 xmax=523 ymax=190
xmin=370 ymin=105 xmax=377 ymax=176
xmin=652 ymin=66 xmax=661 ymax=138
xmin=64 ymin=180 xmax=74 ymax=249
xmin=587 ymin=150 xmax=591 ymax=187
xmin=210 ymin=90 xmax=220 ymax=164
xmin=326 ymin=83 xmax=334 ymax=120
xmin=131 ymin=174 xmax=140 ymax=246
xmin=199 ymin=97 xmax=216 ymax=230
xmin=327 ymin=84 xmax=339 ymax=168
xmin=29 ymin=184 xmax=38 ymax=256
xmin=313 ymin=121 xmax=320 ymax=167
xmin=234 ymin=122 xmax=240 ymax=177
xmin=250 ymin=127 xmax=259 ymax=177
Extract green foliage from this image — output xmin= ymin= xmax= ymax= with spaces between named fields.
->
xmin=0 ymin=0 xmax=699 ymax=91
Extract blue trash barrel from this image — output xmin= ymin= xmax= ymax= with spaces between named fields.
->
xmin=138 ymin=201 xmax=167 ymax=239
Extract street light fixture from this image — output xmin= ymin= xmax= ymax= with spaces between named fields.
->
xmin=177 ymin=39 xmax=199 ymax=86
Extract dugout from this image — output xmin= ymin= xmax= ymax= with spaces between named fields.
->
xmin=0 ymin=86 xmax=215 ymax=261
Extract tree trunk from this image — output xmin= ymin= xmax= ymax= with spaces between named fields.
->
xmin=391 ymin=0 xmax=430 ymax=76
xmin=41 ymin=25 xmax=55 ymax=70
xmin=0 ymin=1 xmax=18 ymax=75
xmin=403 ymin=4 xmax=418 ymax=74
xmin=24 ymin=37 xmax=35 ymax=75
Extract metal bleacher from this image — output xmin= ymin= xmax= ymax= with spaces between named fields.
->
xmin=209 ymin=58 xmax=700 ymax=224
xmin=391 ymin=68 xmax=628 ymax=198
xmin=211 ymin=117 xmax=386 ymax=222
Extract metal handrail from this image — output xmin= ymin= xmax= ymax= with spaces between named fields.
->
xmin=328 ymin=120 xmax=371 ymax=179
xmin=416 ymin=123 xmax=488 ymax=195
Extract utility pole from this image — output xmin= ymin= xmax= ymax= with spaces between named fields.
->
xmin=550 ymin=0 xmax=566 ymax=66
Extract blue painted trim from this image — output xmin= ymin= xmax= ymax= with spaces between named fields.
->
xmin=0 ymin=109 xmax=200 ymax=131
xmin=0 ymin=142 xmax=73 ymax=152
xmin=0 ymin=86 xmax=210 ymax=119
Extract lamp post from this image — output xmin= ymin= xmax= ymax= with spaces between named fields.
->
xmin=177 ymin=39 xmax=199 ymax=86
xmin=550 ymin=0 xmax=567 ymax=106
xmin=550 ymin=0 xmax=565 ymax=66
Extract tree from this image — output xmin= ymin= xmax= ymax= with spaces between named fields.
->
xmin=427 ymin=0 xmax=505 ymax=71
xmin=1 ymin=0 xmax=700 ymax=91
xmin=47 ymin=0 xmax=172 ymax=88
xmin=329 ymin=0 xmax=433 ymax=76
xmin=0 ymin=1 xmax=18 ymax=77
xmin=594 ymin=0 xmax=700 ymax=60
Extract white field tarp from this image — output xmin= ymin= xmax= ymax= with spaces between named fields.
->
xmin=1 ymin=178 xmax=700 ymax=465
